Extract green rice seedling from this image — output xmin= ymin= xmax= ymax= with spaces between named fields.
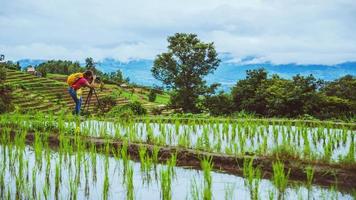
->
xmin=84 ymin=158 xmax=90 ymax=198
xmin=103 ymin=156 xmax=110 ymax=200
xmin=90 ymin=145 xmax=97 ymax=183
xmin=272 ymin=161 xmax=290 ymax=198
xmin=15 ymin=174 xmax=23 ymax=199
xmin=201 ymin=157 xmax=213 ymax=200
xmin=55 ymin=162 xmax=60 ymax=200
xmin=303 ymin=131 xmax=311 ymax=160
xmin=189 ymin=177 xmax=202 ymax=200
xmin=34 ymin=132 xmax=43 ymax=171
xmin=268 ymin=189 xmax=275 ymax=200
xmin=224 ymin=183 xmax=235 ymax=200
xmin=70 ymin=176 xmax=78 ymax=200
xmin=243 ymin=157 xmax=261 ymax=200
xmin=42 ymin=180 xmax=50 ymax=200
xmin=323 ymin=140 xmax=333 ymax=162
xmin=0 ymin=165 xmax=5 ymax=198
xmin=351 ymin=189 xmax=356 ymax=200
xmin=32 ymin=167 xmax=37 ymax=199
xmin=167 ymin=153 xmax=177 ymax=179
xmin=6 ymin=187 xmax=11 ymax=200
xmin=152 ymin=145 xmax=160 ymax=165
xmin=343 ymin=136 xmax=355 ymax=163
xmin=239 ymin=133 xmax=247 ymax=155
xmin=121 ymin=140 xmax=129 ymax=184
xmin=305 ymin=166 xmax=314 ymax=189
xmin=160 ymin=167 xmax=172 ymax=200
xmin=258 ymin=134 xmax=268 ymax=154
xmin=126 ymin=162 xmax=134 ymax=200
xmin=139 ymin=146 xmax=147 ymax=170
xmin=45 ymin=150 xmax=51 ymax=188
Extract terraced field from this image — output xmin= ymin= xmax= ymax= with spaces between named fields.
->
xmin=5 ymin=69 xmax=169 ymax=114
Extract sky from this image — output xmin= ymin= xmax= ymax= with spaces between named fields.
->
xmin=1 ymin=0 xmax=356 ymax=64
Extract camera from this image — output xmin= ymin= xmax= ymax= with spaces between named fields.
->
xmin=94 ymin=76 xmax=102 ymax=84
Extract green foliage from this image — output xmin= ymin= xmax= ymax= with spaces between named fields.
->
xmin=97 ymin=95 xmax=117 ymax=112
xmin=151 ymin=107 xmax=163 ymax=115
xmin=231 ymin=69 xmax=355 ymax=119
xmin=107 ymin=101 xmax=147 ymax=117
xmin=152 ymin=33 xmax=220 ymax=113
xmin=148 ymin=89 xmax=157 ymax=102
xmin=36 ymin=67 xmax=47 ymax=77
xmin=272 ymin=161 xmax=290 ymax=194
xmin=231 ymin=68 xmax=269 ymax=115
xmin=203 ymin=92 xmax=234 ymax=116
xmin=126 ymin=101 xmax=147 ymax=115
xmin=36 ymin=60 xmax=84 ymax=75
xmin=102 ymin=70 xmax=124 ymax=85
xmin=85 ymin=57 xmax=96 ymax=71
xmin=0 ymin=61 xmax=21 ymax=71
xmin=323 ymin=75 xmax=356 ymax=101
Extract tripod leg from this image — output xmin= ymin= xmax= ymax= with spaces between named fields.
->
xmin=86 ymin=92 xmax=92 ymax=112
xmin=83 ymin=90 xmax=93 ymax=112
xmin=93 ymin=89 xmax=101 ymax=107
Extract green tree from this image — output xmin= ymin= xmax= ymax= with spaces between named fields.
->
xmin=152 ymin=33 xmax=220 ymax=112
xmin=148 ymin=89 xmax=157 ymax=102
xmin=231 ymin=68 xmax=268 ymax=115
xmin=1 ymin=61 xmax=21 ymax=71
xmin=203 ymin=92 xmax=234 ymax=116
xmin=36 ymin=60 xmax=84 ymax=75
xmin=110 ymin=70 xmax=124 ymax=84
xmin=264 ymin=75 xmax=295 ymax=117
xmin=322 ymin=75 xmax=356 ymax=101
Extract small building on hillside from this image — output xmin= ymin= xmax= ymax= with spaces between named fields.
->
xmin=27 ymin=67 xmax=36 ymax=75
xmin=120 ymin=83 xmax=129 ymax=88
xmin=27 ymin=67 xmax=42 ymax=77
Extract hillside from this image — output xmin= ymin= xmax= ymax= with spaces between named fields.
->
xmin=5 ymin=69 xmax=170 ymax=114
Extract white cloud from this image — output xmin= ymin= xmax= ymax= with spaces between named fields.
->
xmin=1 ymin=0 xmax=355 ymax=64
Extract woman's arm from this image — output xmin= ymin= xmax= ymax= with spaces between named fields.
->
xmin=84 ymin=75 xmax=96 ymax=89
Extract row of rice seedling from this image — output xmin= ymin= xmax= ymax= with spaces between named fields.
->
xmin=0 ymin=123 xmax=354 ymax=200
xmin=1 ymin=113 xmax=355 ymax=164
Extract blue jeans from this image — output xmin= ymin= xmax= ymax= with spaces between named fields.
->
xmin=68 ymin=87 xmax=82 ymax=115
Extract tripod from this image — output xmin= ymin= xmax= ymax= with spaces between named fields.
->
xmin=82 ymin=88 xmax=101 ymax=113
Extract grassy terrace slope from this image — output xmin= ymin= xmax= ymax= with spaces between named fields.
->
xmin=6 ymin=69 xmax=170 ymax=114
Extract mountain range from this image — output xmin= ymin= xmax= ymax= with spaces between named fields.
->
xmin=17 ymin=56 xmax=356 ymax=91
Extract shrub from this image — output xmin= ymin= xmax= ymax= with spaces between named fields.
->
xmin=148 ymin=90 xmax=157 ymax=102
xmin=107 ymin=101 xmax=147 ymax=117
xmin=231 ymin=110 xmax=257 ymax=119
xmin=203 ymin=92 xmax=234 ymax=116
xmin=151 ymin=107 xmax=163 ymax=115
xmin=127 ymin=101 xmax=147 ymax=115
xmin=97 ymin=95 xmax=117 ymax=112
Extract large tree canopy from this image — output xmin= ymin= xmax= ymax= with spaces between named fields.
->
xmin=152 ymin=33 xmax=220 ymax=112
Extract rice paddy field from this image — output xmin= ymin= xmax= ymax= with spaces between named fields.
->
xmin=0 ymin=113 xmax=355 ymax=199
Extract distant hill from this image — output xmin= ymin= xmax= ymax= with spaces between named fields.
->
xmin=17 ymin=56 xmax=356 ymax=91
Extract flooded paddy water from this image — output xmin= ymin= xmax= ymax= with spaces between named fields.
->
xmin=0 ymin=114 xmax=355 ymax=199
xmin=0 ymin=144 xmax=354 ymax=200
xmin=79 ymin=120 xmax=356 ymax=163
